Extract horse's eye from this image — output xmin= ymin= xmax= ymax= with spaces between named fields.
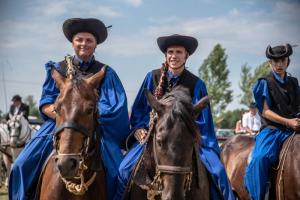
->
xmin=156 ymin=138 xmax=163 ymax=147
xmin=158 ymin=127 xmax=164 ymax=133
xmin=53 ymin=106 xmax=61 ymax=115
xmin=86 ymin=107 xmax=94 ymax=115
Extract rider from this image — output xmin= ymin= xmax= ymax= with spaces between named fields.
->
xmin=7 ymin=95 xmax=29 ymax=120
xmin=244 ymin=43 xmax=300 ymax=200
xmin=242 ymin=102 xmax=261 ymax=135
xmin=9 ymin=18 xmax=130 ymax=200
xmin=114 ymin=34 xmax=235 ymax=200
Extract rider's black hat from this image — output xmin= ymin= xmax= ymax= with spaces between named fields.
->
xmin=157 ymin=34 xmax=198 ymax=55
xmin=266 ymin=43 xmax=293 ymax=60
xmin=63 ymin=18 xmax=108 ymax=44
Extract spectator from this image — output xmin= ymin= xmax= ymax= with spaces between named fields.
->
xmin=242 ymin=102 xmax=261 ymax=135
xmin=7 ymin=95 xmax=29 ymax=120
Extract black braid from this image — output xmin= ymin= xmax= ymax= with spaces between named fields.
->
xmin=154 ymin=62 xmax=169 ymax=99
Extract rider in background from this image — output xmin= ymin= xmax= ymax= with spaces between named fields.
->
xmin=244 ymin=43 xmax=300 ymax=200
xmin=7 ymin=95 xmax=29 ymax=120
xmin=114 ymin=34 xmax=235 ymax=200
xmin=242 ymin=102 xmax=261 ymax=135
xmin=9 ymin=18 xmax=130 ymax=200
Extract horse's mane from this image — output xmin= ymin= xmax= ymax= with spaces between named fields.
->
xmin=160 ymin=86 xmax=201 ymax=145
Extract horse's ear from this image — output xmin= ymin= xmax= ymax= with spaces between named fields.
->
xmin=85 ymin=66 xmax=106 ymax=89
xmin=144 ymin=89 xmax=164 ymax=115
xmin=51 ymin=68 xmax=66 ymax=90
xmin=193 ymin=96 xmax=210 ymax=117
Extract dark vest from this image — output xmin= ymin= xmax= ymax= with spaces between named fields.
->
xmin=260 ymin=72 xmax=300 ymax=131
xmin=55 ymin=59 xmax=106 ymax=77
xmin=152 ymin=68 xmax=199 ymax=97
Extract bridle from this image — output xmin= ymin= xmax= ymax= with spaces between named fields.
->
xmin=53 ymin=108 xmax=99 ymax=195
xmin=8 ymin=114 xmax=32 ymax=148
xmin=140 ymin=111 xmax=193 ymax=200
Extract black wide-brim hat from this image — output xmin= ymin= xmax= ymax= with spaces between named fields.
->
xmin=157 ymin=34 xmax=198 ymax=55
xmin=266 ymin=43 xmax=293 ymax=59
xmin=63 ymin=18 xmax=107 ymax=44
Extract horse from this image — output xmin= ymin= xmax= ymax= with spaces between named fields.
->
xmin=0 ymin=113 xmax=34 ymax=187
xmin=38 ymin=64 xmax=107 ymax=200
xmin=221 ymin=132 xmax=300 ymax=200
xmin=125 ymin=86 xmax=210 ymax=200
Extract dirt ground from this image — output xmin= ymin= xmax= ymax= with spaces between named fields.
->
xmin=0 ymin=187 xmax=8 ymax=200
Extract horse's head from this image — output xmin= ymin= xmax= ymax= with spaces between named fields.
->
xmin=145 ymin=86 xmax=209 ymax=200
xmin=7 ymin=113 xmax=23 ymax=147
xmin=52 ymin=66 xmax=105 ymax=179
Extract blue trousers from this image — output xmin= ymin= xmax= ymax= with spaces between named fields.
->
xmin=114 ymin=143 xmax=235 ymax=200
xmin=244 ymin=128 xmax=290 ymax=200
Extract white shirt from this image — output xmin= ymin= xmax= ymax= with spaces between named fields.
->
xmin=242 ymin=112 xmax=261 ymax=131
xmin=13 ymin=104 xmax=21 ymax=116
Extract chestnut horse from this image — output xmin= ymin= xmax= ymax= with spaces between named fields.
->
xmin=125 ymin=87 xmax=210 ymax=200
xmin=38 ymin=62 xmax=106 ymax=199
xmin=221 ymin=133 xmax=300 ymax=200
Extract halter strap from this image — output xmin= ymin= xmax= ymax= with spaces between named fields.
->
xmin=55 ymin=121 xmax=92 ymax=137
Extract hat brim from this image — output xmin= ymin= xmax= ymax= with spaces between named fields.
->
xmin=266 ymin=43 xmax=293 ymax=59
xmin=63 ymin=18 xmax=107 ymax=44
xmin=157 ymin=35 xmax=198 ymax=55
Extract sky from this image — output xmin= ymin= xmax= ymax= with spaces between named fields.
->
xmin=0 ymin=0 xmax=299 ymax=113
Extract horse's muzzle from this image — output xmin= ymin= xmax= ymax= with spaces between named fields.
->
xmin=54 ymin=154 xmax=80 ymax=178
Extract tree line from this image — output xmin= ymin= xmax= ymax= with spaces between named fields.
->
xmin=198 ymin=44 xmax=270 ymax=129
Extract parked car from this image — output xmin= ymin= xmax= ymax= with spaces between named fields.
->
xmin=216 ymin=128 xmax=235 ymax=145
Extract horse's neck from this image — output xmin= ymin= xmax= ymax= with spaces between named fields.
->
xmin=19 ymin=116 xmax=32 ymax=139
xmin=0 ymin=124 xmax=10 ymax=144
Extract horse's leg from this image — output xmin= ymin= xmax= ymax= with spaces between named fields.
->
xmin=3 ymin=153 xmax=11 ymax=187
xmin=0 ymin=154 xmax=4 ymax=187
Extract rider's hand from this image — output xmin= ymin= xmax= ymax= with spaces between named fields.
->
xmin=285 ymin=118 xmax=300 ymax=131
xmin=134 ymin=128 xmax=147 ymax=143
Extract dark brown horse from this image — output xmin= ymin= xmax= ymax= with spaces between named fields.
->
xmin=38 ymin=63 xmax=106 ymax=200
xmin=221 ymin=133 xmax=300 ymax=200
xmin=126 ymin=87 xmax=210 ymax=200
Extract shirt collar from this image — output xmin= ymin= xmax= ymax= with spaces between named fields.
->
xmin=271 ymin=70 xmax=288 ymax=84
xmin=74 ymin=55 xmax=95 ymax=71
xmin=167 ymin=71 xmax=180 ymax=80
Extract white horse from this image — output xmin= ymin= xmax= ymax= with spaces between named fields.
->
xmin=0 ymin=113 xmax=35 ymax=187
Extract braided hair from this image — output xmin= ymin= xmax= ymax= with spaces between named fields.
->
xmin=154 ymin=62 xmax=169 ymax=100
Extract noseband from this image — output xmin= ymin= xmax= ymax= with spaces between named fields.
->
xmin=53 ymin=114 xmax=98 ymax=195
